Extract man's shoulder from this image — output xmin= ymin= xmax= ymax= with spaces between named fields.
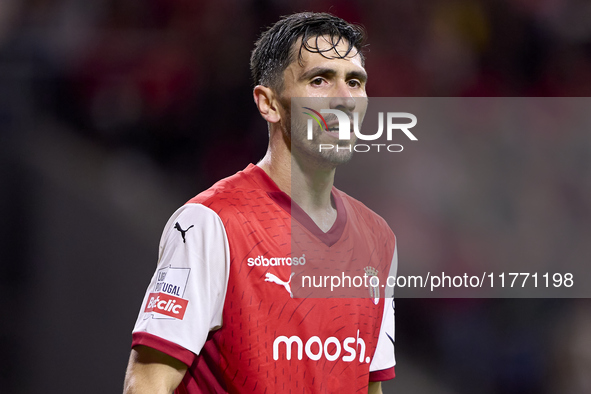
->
xmin=186 ymin=165 xmax=265 ymax=206
xmin=335 ymin=188 xmax=395 ymax=238
xmin=184 ymin=164 xmax=281 ymax=225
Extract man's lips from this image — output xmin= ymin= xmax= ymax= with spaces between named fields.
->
xmin=324 ymin=119 xmax=353 ymax=137
xmin=326 ymin=121 xmax=340 ymax=131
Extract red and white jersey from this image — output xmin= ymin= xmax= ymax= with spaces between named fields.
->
xmin=132 ymin=164 xmax=397 ymax=393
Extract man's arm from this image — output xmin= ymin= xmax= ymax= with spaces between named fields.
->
xmin=123 ymin=345 xmax=187 ymax=394
xmin=127 ymin=204 xmax=230 ymax=393
xmin=368 ymin=381 xmax=383 ymax=394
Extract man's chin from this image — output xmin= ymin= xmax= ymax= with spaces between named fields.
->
xmin=289 ymin=132 xmax=357 ymax=168
xmin=297 ymin=146 xmax=354 ymax=169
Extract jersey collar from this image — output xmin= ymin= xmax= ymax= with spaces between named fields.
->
xmin=244 ymin=163 xmax=347 ymax=247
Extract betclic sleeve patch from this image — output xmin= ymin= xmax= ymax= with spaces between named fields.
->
xmin=144 ymin=266 xmax=191 ymax=320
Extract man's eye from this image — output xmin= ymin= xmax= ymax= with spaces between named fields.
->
xmin=348 ymin=80 xmax=361 ymax=87
xmin=311 ymin=78 xmax=325 ymax=86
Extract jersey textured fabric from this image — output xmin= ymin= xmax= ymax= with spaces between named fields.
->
xmin=132 ymin=164 xmax=397 ymax=393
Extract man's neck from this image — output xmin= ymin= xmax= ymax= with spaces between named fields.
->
xmin=258 ymin=150 xmax=337 ymax=233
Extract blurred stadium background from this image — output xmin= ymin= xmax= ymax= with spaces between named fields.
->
xmin=1 ymin=0 xmax=590 ymax=393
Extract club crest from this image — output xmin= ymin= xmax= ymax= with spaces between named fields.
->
xmin=364 ymin=266 xmax=380 ymax=305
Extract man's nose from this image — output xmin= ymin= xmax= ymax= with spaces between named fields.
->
xmin=329 ymin=82 xmax=356 ymax=111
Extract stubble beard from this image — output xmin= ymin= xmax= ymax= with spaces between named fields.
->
xmin=283 ymin=108 xmax=356 ymax=170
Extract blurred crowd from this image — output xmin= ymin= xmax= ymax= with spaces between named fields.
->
xmin=1 ymin=0 xmax=590 ymax=393
xmin=3 ymin=0 xmax=591 ymax=182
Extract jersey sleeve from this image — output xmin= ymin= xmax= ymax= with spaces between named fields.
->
xmin=369 ymin=240 xmax=397 ymax=381
xmin=131 ymin=203 xmax=230 ymax=366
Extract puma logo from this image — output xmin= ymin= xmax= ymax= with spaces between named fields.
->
xmin=265 ymin=272 xmax=295 ymax=297
xmin=174 ymin=222 xmax=194 ymax=243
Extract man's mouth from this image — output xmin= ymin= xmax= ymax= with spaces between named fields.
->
xmin=326 ymin=121 xmax=340 ymax=132
xmin=324 ymin=121 xmax=353 ymax=138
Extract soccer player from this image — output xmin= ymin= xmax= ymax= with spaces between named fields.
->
xmin=124 ymin=12 xmax=397 ymax=394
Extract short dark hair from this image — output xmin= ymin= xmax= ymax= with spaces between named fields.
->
xmin=250 ymin=12 xmax=366 ymax=91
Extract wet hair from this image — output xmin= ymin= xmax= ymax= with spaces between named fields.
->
xmin=250 ymin=12 xmax=366 ymax=91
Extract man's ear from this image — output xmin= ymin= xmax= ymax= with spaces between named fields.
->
xmin=253 ymin=85 xmax=281 ymax=124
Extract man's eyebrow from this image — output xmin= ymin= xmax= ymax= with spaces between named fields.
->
xmin=347 ymin=70 xmax=368 ymax=83
xmin=298 ymin=67 xmax=368 ymax=83
xmin=298 ymin=67 xmax=336 ymax=82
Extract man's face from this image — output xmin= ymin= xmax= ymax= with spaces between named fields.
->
xmin=278 ymin=36 xmax=368 ymax=168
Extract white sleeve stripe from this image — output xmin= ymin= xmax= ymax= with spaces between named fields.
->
xmin=369 ymin=242 xmax=397 ymax=372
